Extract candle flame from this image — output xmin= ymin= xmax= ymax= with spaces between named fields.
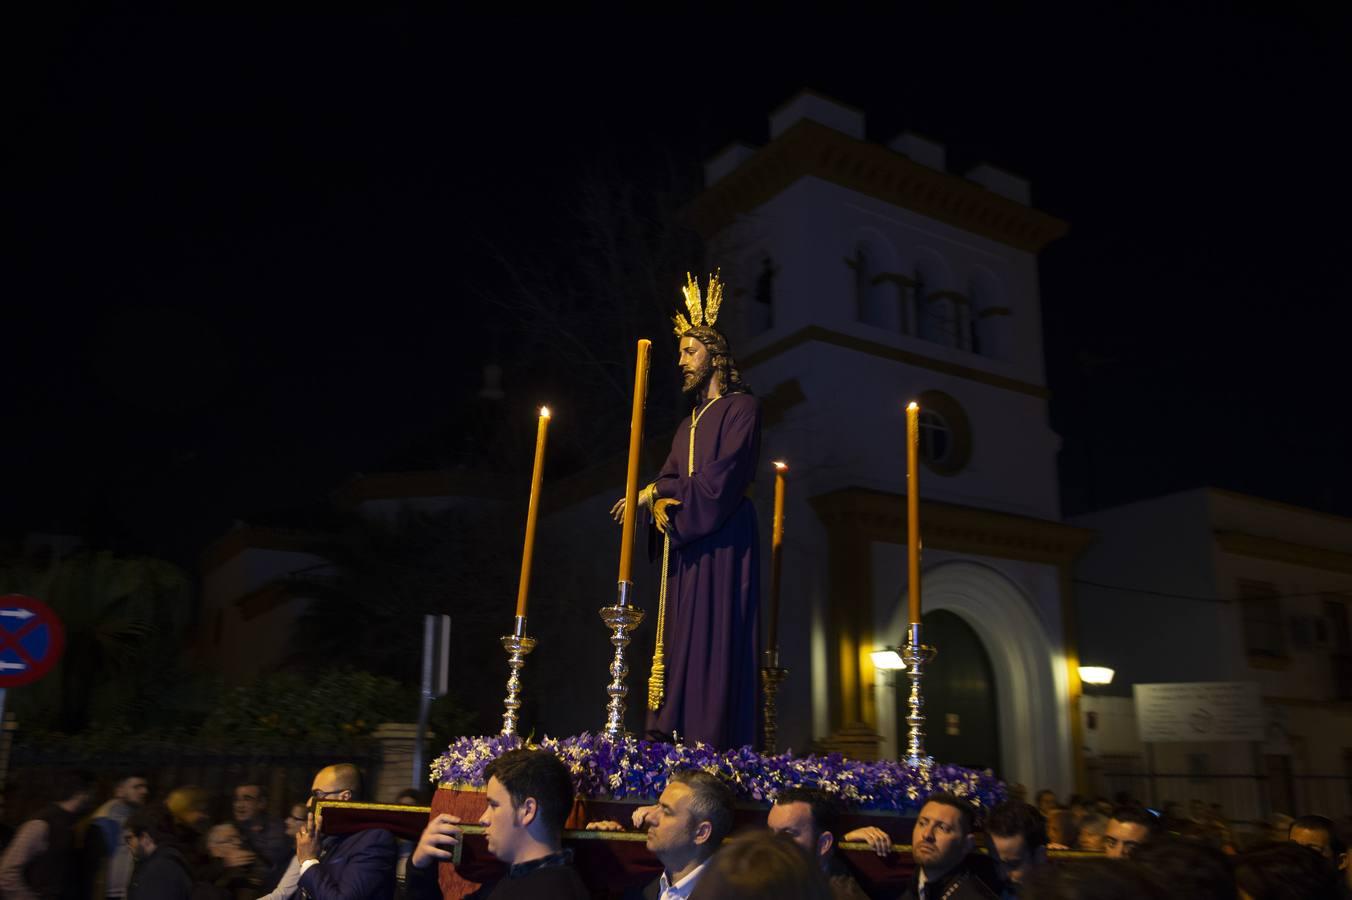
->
xmin=906 ymin=401 xmax=919 ymax=412
xmin=539 ymin=406 xmax=551 ymax=418
xmin=772 ymin=460 xmax=788 ymax=472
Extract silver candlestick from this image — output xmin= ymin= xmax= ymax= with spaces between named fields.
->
xmin=760 ymin=648 xmax=789 ymax=755
xmin=499 ymin=615 xmax=537 ymax=737
xmin=600 ymin=581 xmax=644 ymax=740
xmin=901 ymin=621 xmax=937 ymax=766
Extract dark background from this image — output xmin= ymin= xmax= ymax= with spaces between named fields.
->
xmin=7 ymin=9 xmax=1351 ymax=568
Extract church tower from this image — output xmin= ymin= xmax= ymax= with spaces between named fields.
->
xmin=691 ymin=91 xmax=1091 ymax=792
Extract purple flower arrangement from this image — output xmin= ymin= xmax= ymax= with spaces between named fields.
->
xmin=430 ymin=732 xmax=1004 ymax=813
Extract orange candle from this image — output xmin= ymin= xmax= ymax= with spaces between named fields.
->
xmin=906 ymin=401 xmax=921 ymax=625
xmin=515 ymin=407 xmax=551 ymax=619
xmin=617 ymin=339 xmax=652 ymax=586
xmin=767 ymin=461 xmax=788 ymax=655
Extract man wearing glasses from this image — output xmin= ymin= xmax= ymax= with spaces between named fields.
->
xmin=233 ymin=783 xmax=290 ymax=891
xmin=294 ymin=764 xmax=397 ymax=900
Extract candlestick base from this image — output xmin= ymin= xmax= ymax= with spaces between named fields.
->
xmin=600 ymin=586 xmax=645 ymax=741
xmin=499 ymin=617 xmax=538 ymax=737
xmin=901 ymin=622 xmax=937 ymax=767
xmin=760 ymin=661 xmax=789 ymax=755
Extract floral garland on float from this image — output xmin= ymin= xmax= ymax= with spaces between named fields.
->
xmin=430 ymin=732 xmax=1004 ymax=813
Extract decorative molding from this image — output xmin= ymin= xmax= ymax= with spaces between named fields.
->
xmin=812 ymin=487 xmax=1095 ymax=566
xmin=1215 ymin=530 xmax=1352 ymax=575
xmin=740 ymin=325 xmax=1049 ymax=399
xmin=684 ymin=119 xmax=1069 ymax=253
xmin=1211 ymin=487 xmax=1352 ymax=527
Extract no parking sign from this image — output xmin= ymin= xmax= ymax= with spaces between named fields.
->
xmin=0 ymin=594 xmax=65 ymax=688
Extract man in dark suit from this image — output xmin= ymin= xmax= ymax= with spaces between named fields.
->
xmin=405 ymin=749 xmax=588 ymax=899
xmin=900 ymin=793 xmax=996 ymax=900
xmin=294 ymin=764 xmax=397 ymax=900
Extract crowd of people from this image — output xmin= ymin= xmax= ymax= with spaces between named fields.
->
xmin=1 ymin=761 xmax=1347 ymax=899
xmin=0 ymin=766 xmax=426 ymax=900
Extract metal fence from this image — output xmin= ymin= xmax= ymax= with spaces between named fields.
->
xmin=1095 ymin=770 xmax=1352 ymax=825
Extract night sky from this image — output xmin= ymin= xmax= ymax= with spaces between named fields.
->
xmin=7 ymin=9 xmax=1351 ymax=568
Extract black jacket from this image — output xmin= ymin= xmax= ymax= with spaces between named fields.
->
xmin=128 ymin=848 xmax=195 ymax=900
xmin=900 ymin=856 xmax=999 ymax=900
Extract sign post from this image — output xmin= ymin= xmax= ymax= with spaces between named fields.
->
xmin=413 ymin=615 xmax=451 ymax=789
xmin=0 ymin=594 xmax=67 ymax=723
xmin=0 ymin=593 xmax=66 ymax=817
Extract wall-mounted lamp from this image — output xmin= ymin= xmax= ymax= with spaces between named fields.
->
xmin=871 ymin=648 xmax=907 ymax=671
xmin=1078 ymin=666 xmax=1115 ymax=686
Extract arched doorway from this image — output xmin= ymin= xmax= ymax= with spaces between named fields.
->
xmin=905 ymin=609 xmax=1000 ymax=771
xmin=881 ymin=560 xmax=1073 ymax=792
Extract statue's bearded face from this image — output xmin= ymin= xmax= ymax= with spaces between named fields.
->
xmin=679 ymin=335 xmax=714 ymax=397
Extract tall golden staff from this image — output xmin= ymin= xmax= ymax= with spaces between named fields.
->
xmin=601 ymin=339 xmax=651 ymax=740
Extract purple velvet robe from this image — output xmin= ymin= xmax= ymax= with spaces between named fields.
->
xmin=646 ymin=392 xmax=762 ymax=750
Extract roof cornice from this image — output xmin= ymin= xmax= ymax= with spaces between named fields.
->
xmin=683 ymin=119 xmax=1068 ymax=253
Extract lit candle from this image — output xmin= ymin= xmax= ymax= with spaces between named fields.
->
xmin=767 ymin=461 xmax=788 ymax=662
xmin=617 ymin=339 xmax=652 ymax=588
xmin=515 ymin=407 xmax=551 ymax=619
xmin=906 ymin=402 xmax=921 ymax=625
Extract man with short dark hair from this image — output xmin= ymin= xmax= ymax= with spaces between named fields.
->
xmin=406 ymin=749 xmax=587 ymax=899
xmin=1290 ymin=815 xmax=1349 ymax=875
xmin=767 ymin=787 xmax=868 ymax=900
xmin=232 ymin=783 xmax=289 ymax=891
xmin=900 ymin=793 xmax=996 ymax=900
xmin=87 ymin=774 xmax=150 ymax=900
xmin=984 ymin=801 xmax=1047 ymax=896
xmin=124 ymin=806 xmax=193 ymax=900
xmin=1103 ymin=805 xmax=1160 ymax=860
xmin=293 ymin=764 xmax=396 ymax=900
xmin=636 ymin=769 xmax=734 ymax=900
xmin=0 ymin=769 xmax=96 ymax=900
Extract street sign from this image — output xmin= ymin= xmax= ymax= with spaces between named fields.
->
xmin=0 ymin=594 xmax=66 ymax=688
xmin=1133 ymin=681 xmax=1264 ymax=743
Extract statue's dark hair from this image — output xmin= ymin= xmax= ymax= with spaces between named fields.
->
xmin=680 ymin=325 xmax=749 ymax=396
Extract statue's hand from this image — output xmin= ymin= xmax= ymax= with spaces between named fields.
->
xmin=652 ymin=498 xmax=682 ymax=533
xmin=610 ymin=484 xmax=659 ymax=523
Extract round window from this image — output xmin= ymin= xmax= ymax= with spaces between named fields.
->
xmin=919 ymin=410 xmax=952 ymax=465
xmin=914 ymin=390 xmax=971 ymax=476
